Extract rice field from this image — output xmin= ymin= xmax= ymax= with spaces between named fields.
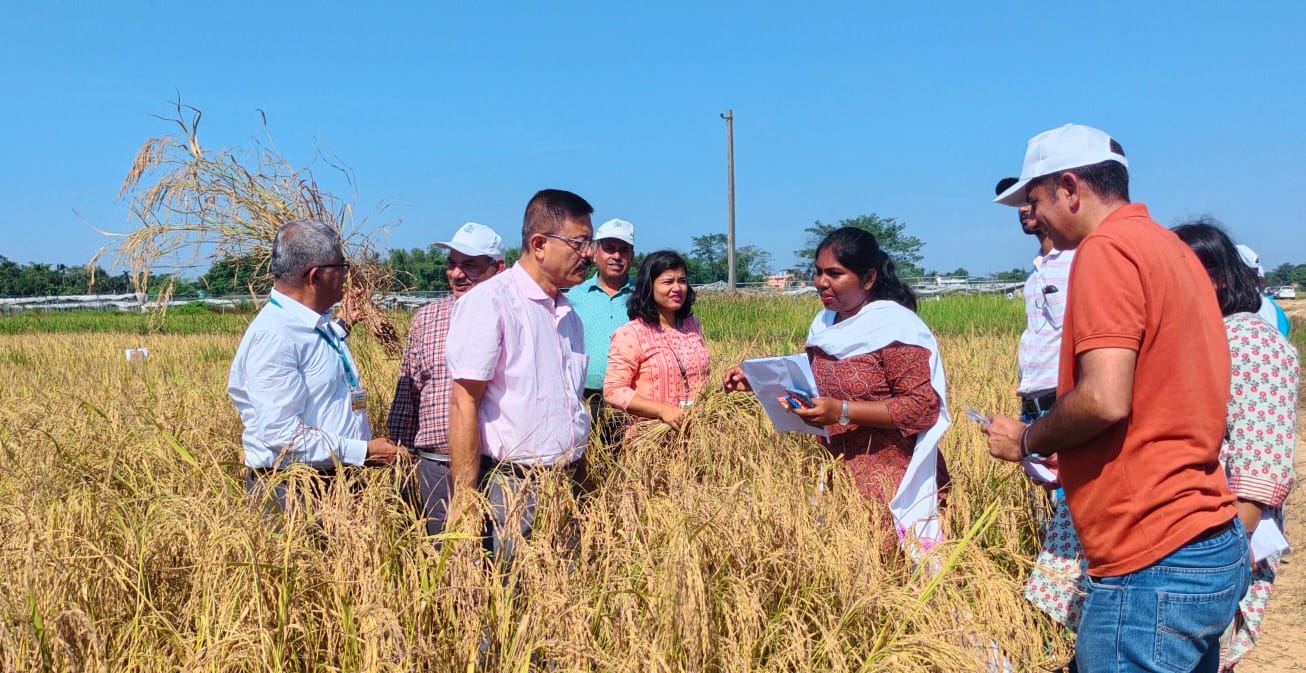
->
xmin=0 ymin=294 xmax=1081 ymax=672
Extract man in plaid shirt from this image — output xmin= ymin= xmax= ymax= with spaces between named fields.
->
xmin=388 ymin=222 xmax=506 ymax=537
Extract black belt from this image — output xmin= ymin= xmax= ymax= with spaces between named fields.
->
xmin=1191 ymin=520 xmax=1234 ymax=544
xmin=1021 ymin=392 xmax=1057 ymax=416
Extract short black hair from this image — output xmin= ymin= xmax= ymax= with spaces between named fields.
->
xmin=1030 ymin=140 xmax=1130 ymax=203
xmin=995 ymin=177 xmax=1019 ymax=196
xmin=1171 ymin=217 xmax=1262 ymax=317
xmin=815 ymin=227 xmax=917 ymax=312
xmin=627 ymin=250 xmax=695 ymax=326
xmin=521 ymin=189 xmax=594 ymax=248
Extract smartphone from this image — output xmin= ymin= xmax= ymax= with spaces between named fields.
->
xmin=784 ymin=388 xmax=816 ymax=409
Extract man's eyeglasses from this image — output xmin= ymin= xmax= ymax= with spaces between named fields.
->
xmin=303 ymin=262 xmax=351 ymax=278
xmin=543 ymin=233 xmax=597 ymax=256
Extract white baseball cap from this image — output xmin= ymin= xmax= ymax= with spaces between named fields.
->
xmin=594 ymin=218 xmax=635 ymax=246
xmin=994 ymin=124 xmax=1129 ymax=207
xmin=1235 ymin=244 xmax=1265 ymax=278
xmin=435 ymin=222 xmax=505 ymax=260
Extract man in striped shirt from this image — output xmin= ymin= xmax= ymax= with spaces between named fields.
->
xmin=995 ymin=176 xmax=1074 ymax=425
xmin=388 ymin=222 xmax=506 ymax=538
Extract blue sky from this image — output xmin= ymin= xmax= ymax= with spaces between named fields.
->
xmin=2 ymin=1 xmax=1304 ymax=277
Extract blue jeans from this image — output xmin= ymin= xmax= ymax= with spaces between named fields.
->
xmin=1075 ymin=519 xmax=1250 ymax=673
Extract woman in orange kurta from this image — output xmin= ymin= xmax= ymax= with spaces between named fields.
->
xmin=603 ymin=251 xmax=711 ymax=434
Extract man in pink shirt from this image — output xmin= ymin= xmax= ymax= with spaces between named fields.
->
xmin=446 ymin=189 xmax=596 ymax=566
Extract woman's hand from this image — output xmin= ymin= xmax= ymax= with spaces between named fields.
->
xmin=722 ymin=366 xmax=752 ymax=393
xmin=785 ymin=396 xmax=842 ymax=428
xmin=658 ymin=404 xmax=687 ymax=430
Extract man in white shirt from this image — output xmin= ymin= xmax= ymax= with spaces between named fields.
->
xmin=996 ymin=176 xmax=1076 ymax=532
xmin=228 ymin=219 xmax=403 ymax=509
xmin=447 ymin=189 xmax=595 ymax=566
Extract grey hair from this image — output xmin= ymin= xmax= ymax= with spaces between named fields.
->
xmin=270 ymin=219 xmax=343 ymax=283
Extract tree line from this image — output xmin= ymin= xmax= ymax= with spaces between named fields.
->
xmin=0 ymin=256 xmax=134 ymax=297
xmin=1267 ymin=263 xmax=1306 ymax=289
xmin=14 ymin=212 xmax=1266 ymax=298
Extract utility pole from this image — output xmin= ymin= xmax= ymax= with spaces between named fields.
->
xmin=721 ymin=109 xmax=736 ymax=291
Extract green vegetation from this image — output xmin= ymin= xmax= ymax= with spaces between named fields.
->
xmin=0 ymin=255 xmax=135 ymax=296
xmin=0 ymin=306 xmax=252 ymax=335
xmin=1 ymin=292 xmax=1025 ymax=339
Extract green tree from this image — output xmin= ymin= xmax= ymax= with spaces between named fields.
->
xmin=198 ymin=255 xmax=271 ymax=296
xmin=0 ymin=256 xmax=135 ymax=296
xmin=794 ymin=214 xmax=924 ymax=278
xmin=382 ymin=246 xmax=449 ymax=292
xmin=1266 ymin=262 xmax=1306 ymax=288
xmin=686 ymin=233 xmax=772 ymax=284
xmin=989 ymin=267 xmax=1030 ymax=282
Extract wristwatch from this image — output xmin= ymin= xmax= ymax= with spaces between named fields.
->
xmin=837 ymin=400 xmax=851 ymax=426
xmin=331 ymin=317 xmax=352 ymax=339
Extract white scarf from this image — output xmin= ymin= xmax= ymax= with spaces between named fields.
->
xmin=806 ymin=300 xmax=951 ymax=552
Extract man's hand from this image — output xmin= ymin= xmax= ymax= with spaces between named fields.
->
xmin=364 ymin=437 xmax=406 ymax=465
xmin=1034 ymin=455 xmax=1061 ymax=490
xmin=337 ymin=287 xmax=367 ymax=327
xmin=982 ymin=415 xmax=1027 ymax=463
xmin=722 ymin=366 xmax=752 ymax=393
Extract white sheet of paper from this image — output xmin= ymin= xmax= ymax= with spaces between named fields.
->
xmin=1021 ymin=458 xmax=1058 ymax=484
xmin=1250 ymin=513 xmax=1289 ymax=562
xmin=739 ymin=354 xmax=828 ymax=439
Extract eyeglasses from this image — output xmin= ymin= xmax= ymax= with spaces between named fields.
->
xmin=543 ymin=233 xmax=597 ymax=256
xmin=303 ymin=262 xmax=351 ymax=278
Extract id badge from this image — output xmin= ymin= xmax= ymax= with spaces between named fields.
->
xmin=350 ymin=388 xmax=368 ymax=412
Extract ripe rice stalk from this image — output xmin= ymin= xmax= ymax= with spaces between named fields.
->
xmin=92 ymin=99 xmax=403 ymax=355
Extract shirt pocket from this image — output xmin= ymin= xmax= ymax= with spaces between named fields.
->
xmin=1041 ymin=287 xmax=1068 ymax=330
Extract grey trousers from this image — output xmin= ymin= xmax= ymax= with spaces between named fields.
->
xmin=409 ymin=454 xmax=454 ymax=538
xmin=479 ymin=457 xmax=584 ymax=568
xmin=244 ymin=468 xmax=336 ymax=514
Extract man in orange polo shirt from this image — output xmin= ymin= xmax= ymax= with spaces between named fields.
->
xmin=985 ymin=124 xmax=1249 ymax=673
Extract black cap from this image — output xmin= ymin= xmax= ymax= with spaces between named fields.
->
xmin=994 ymin=177 xmax=1019 ymax=196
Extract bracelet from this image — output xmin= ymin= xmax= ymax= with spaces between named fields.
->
xmin=1021 ymin=424 xmax=1051 ymax=462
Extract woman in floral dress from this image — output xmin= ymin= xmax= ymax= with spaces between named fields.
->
xmin=724 ymin=227 xmax=951 ymax=551
xmin=1026 ymin=221 xmax=1298 ymax=671
xmin=604 ymin=251 xmax=711 ymax=436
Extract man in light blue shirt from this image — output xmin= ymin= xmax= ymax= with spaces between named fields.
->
xmin=567 ymin=218 xmax=635 ymax=444
xmin=228 ymin=219 xmax=403 ymax=508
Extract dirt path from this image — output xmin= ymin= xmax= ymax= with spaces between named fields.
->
xmin=1238 ymin=306 xmax=1304 ymax=671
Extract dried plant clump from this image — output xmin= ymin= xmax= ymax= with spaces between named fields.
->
xmin=94 ymin=100 xmax=402 ymax=355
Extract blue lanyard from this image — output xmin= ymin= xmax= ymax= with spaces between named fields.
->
xmin=317 ymin=328 xmax=358 ymax=388
xmin=268 ymin=296 xmax=358 ymax=388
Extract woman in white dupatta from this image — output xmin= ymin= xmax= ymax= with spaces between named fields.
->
xmin=725 ymin=227 xmax=952 ymax=554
